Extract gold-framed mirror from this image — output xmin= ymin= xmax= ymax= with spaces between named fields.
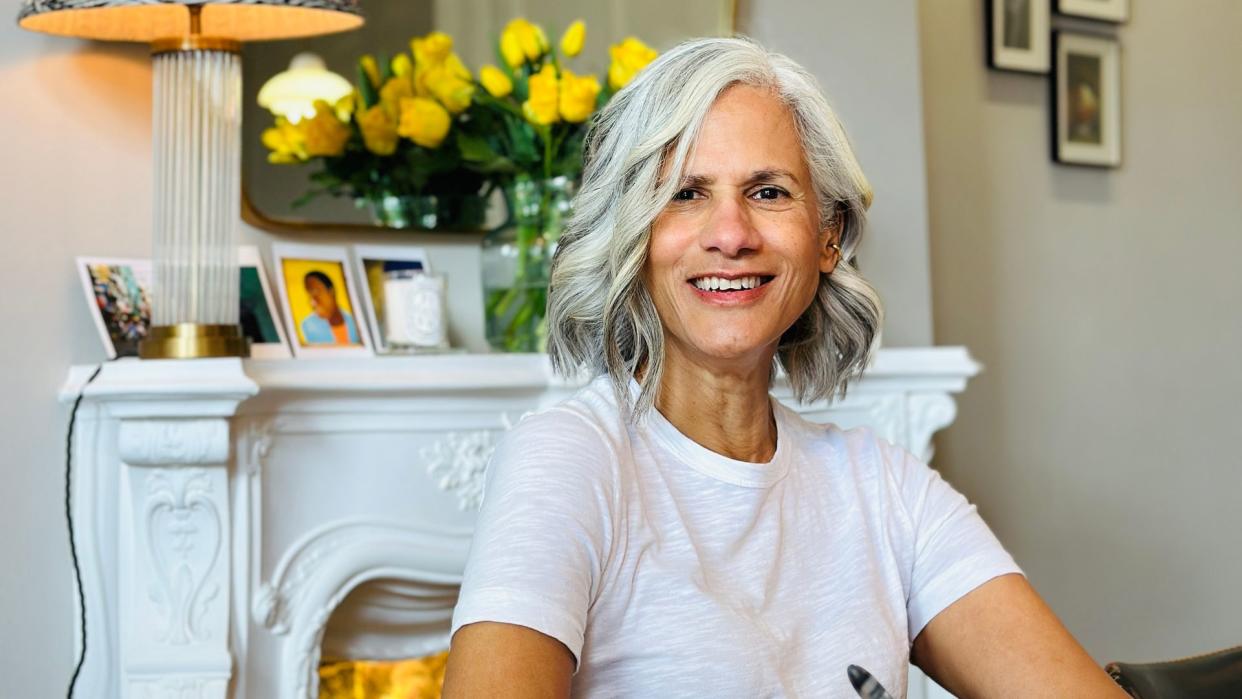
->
xmin=241 ymin=0 xmax=737 ymax=233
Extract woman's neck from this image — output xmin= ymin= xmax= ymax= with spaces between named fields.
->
xmin=652 ymin=346 xmax=778 ymax=463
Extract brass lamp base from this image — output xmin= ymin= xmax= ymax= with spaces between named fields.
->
xmin=139 ymin=323 xmax=251 ymax=359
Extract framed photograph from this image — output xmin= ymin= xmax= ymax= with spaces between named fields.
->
xmin=272 ymin=243 xmax=373 ymax=358
xmin=986 ymin=0 xmax=1050 ymax=73
xmin=1052 ymin=32 xmax=1122 ymax=167
xmin=351 ymin=244 xmax=432 ymax=353
xmin=239 ymin=246 xmax=292 ymax=359
xmin=76 ymin=257 xmax=153 ymax=359
xmin=1056 ymin=0 xmax=1129 ymax=23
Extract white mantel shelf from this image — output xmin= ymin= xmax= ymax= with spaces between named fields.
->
xmin=61 ymin=348 xmax=977 ymax=699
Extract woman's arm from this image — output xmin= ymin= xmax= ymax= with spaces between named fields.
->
xmin=911 ymin=573 xmax=1128 ymax=698
xmin=442 ymin=621 xmax=574 ymax=699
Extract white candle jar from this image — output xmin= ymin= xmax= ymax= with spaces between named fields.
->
xmin=382 ymin=270 xmax=449 ymax=350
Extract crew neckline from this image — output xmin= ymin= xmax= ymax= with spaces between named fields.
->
xmin=628 ymin=377 xmax=792 ymax=488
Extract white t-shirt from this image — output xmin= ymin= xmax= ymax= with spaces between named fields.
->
xmin=451 ymin=377 xmax=1022 ymax=697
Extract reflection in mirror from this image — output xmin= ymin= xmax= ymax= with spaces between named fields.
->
xmin=242 ymin=0 xmax=736 ymax=230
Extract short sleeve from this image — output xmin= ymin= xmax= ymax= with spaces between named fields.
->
xmin=878 ymin=436 xmax=1024 ymax=642
xmin=450 ymin=408 xmax=616 ymax=673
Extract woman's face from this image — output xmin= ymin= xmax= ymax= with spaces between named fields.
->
xmin=644 ymin=85 xmax=839 ymax=370
xmin=305 ymin=277 xmax=338 ymax=319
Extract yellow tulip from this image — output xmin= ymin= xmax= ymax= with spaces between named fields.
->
xmin=262 ymin=117 xmax=308 ymax=163
xmin=522 ymin=63 xmax=560 ymax=126
xmin=501 ymin=18 xmax=548 ymax=66
xmin=560 ymin=20 xmax=586 ymax=58
xmin=357 ymin=105 xmax=398 ymax=156
xmin=359 ymin=54 xmax=380 ymax=89
xmin=608 ymin=36 xmax=658 ymax=90
xmin=479 ymin=65 xmax=513 ymax=98
xmin=558 ymin=69 xmax=600 ymax=123
xmin=443 ymin=52 xmax=472 ymax=81
xmin=302 ymin=100 xmax=350 ymax=157
xmin=391 ymin=52 xmax=413 ymax=78
xmin=411 ymin=31 xmax=453 ymax=66
xmin=499 ymin=27 xmax=524 ymax=68
xmin=425 ymin=66 xmax=475 ymax=114
xmin=379 ymin=76 xmax=413 ymax=119
xmin=397 ymin=97 xmax=452 ymax=148
xmin=332 ymin=91 xmax=355 ymax=121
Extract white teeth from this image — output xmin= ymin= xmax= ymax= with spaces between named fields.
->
xmin=692 ymin=276 xmax=764 ymax=291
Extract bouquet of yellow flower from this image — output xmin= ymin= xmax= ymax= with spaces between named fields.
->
xmin=472 ymin=18 xmax=657 ymax=352
xmin=262 ymin=32 xmax=495 ymax=229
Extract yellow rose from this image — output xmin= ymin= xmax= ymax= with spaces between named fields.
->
xmin=608 ymin=36 xmax=658 ymax=90
xmin=425 ymin=65 xmax=475 ymax=114
xmin=391 ymin=52 xmax=413 ymax=78
xmin=443 ymin=52 xmax=472 ymax=81
xmin=560 ymin=20 xmax=586 ymax=58
xmin=479 ymin=65 xmax=513 ymax=98
xmin=302 ymin=100 xmax=350 ymax=157
xmin=501 ymin=18 xmax=548 ymax=66
xmin=379 ymin=76 xmax=413 ymax=118
xmin=558 ymin=69 xmax=600 ymax=123
xmin=357 ymin=105 xmax=397 ymax=156
xmin=359 ymin=54 xmax=380 ymax=89
xmin=522 ymin=63 xmax=559 ymax=126
xmin=261 ymin=117 xmax=307 ymax=163
xmin=397 ymin=97 xmax=451 ymax=148
xmin=411 ymin=31 xmax=453 ymax=66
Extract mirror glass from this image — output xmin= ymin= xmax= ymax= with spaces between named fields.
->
xmin=242 ymin=0 xmax=736 ymax=229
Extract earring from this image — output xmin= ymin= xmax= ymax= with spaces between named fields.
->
xmin=829 ymin=243 xmax=841 ymax=254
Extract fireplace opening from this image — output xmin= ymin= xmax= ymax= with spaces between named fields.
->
xmin=313 ymin=577 xmax=457 ymax=698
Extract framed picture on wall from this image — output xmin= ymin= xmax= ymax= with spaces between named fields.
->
xmin=351 ymin=244 xmax=432 ymax=353
xmin=1051 ymin=32 xmax=1122 ymax=167
xmin=76 ymin=256 xmax=153 ymax=359
xmin=272 ymin=243 xmax=373 ymax=358
xmin=985 ymin=0 xmax=1050 ymax=73
xmin=1055 ymin=0 xmax=1129 ymax=23
xmin=239 ymin=245 xmax=292 ymax=359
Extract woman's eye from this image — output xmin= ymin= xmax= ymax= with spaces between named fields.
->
xmin=753 ymin=186 xmax=787 ymax=200
xmin=672 ymin=188 xmax=700 ymax=201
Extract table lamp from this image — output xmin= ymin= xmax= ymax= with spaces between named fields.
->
xmin=18 ymin=0 xmax=364 ymax=358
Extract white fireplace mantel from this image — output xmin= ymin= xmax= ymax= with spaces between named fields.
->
xmin=60 ymin=348 xmax=979 ymax=699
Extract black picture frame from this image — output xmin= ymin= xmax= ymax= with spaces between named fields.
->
xmin=1050 ymin=31 xmax=1123 ymax=167
xmin=985 ymin=0 xmax=1051 ymax=74
xmin=1055 ymin=0 xmax=1129 ymax=23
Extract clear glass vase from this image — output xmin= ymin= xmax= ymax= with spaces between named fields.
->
xmin=481 ymin=174 xmax=575 ymax=353
xmin=361 ymin=191 xmax=489 ymax=230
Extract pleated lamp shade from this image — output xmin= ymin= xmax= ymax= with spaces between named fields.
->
xmin=17 ymin=0 xmax=363 ymax=42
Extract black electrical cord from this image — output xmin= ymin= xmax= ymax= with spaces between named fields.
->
xmin=66 ymin=363 xmax=104 ymax=699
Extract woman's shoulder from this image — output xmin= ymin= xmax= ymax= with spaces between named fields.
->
xmin=776 ymin=403 xmax=918 ymax=477
xmin=499 ymin=375 xmax=629 ymax=468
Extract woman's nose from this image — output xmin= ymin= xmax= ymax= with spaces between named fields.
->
xmin=700 ymin=192 xmax=761 ymax=258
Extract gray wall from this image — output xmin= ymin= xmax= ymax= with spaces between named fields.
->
xmin=921 ymin=0 xmax=1242 ymax=662
xmin=739 ymin=0 xmax=936 ymax=347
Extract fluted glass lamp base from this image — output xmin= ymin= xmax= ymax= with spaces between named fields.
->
xmin=139 ymin=323 xmax=250 ymax=359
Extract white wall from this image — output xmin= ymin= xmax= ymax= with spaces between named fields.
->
xmin=920 ymin=0 xmax=1242 ymax=662
xmin=0 ymin=19 xmax=153 ymax=696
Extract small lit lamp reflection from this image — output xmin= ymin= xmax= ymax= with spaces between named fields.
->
xmin=258 ymin=52 xmax=353 ymax=123
xmin=17 ymin=0 xmax=364 ymax=358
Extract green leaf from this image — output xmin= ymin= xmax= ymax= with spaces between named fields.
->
xmin=357 ymin=61 xmax=379 ymax=109
xmin=456 ymin=131 xmax=499 ymax=163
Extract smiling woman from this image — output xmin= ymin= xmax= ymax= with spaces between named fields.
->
xmin=443 ymin=36 xmax=1128 ymax=699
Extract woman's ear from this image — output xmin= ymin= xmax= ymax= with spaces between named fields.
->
xmin=819 ymin=227 xmax=841 ymax=275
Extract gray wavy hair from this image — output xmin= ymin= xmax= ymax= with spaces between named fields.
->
xmin=546 ymin=35 xmax=884 ymax=416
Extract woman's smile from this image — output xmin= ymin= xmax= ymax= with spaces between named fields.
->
xmin=686 ymin=272 xmax=776 ymax=305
